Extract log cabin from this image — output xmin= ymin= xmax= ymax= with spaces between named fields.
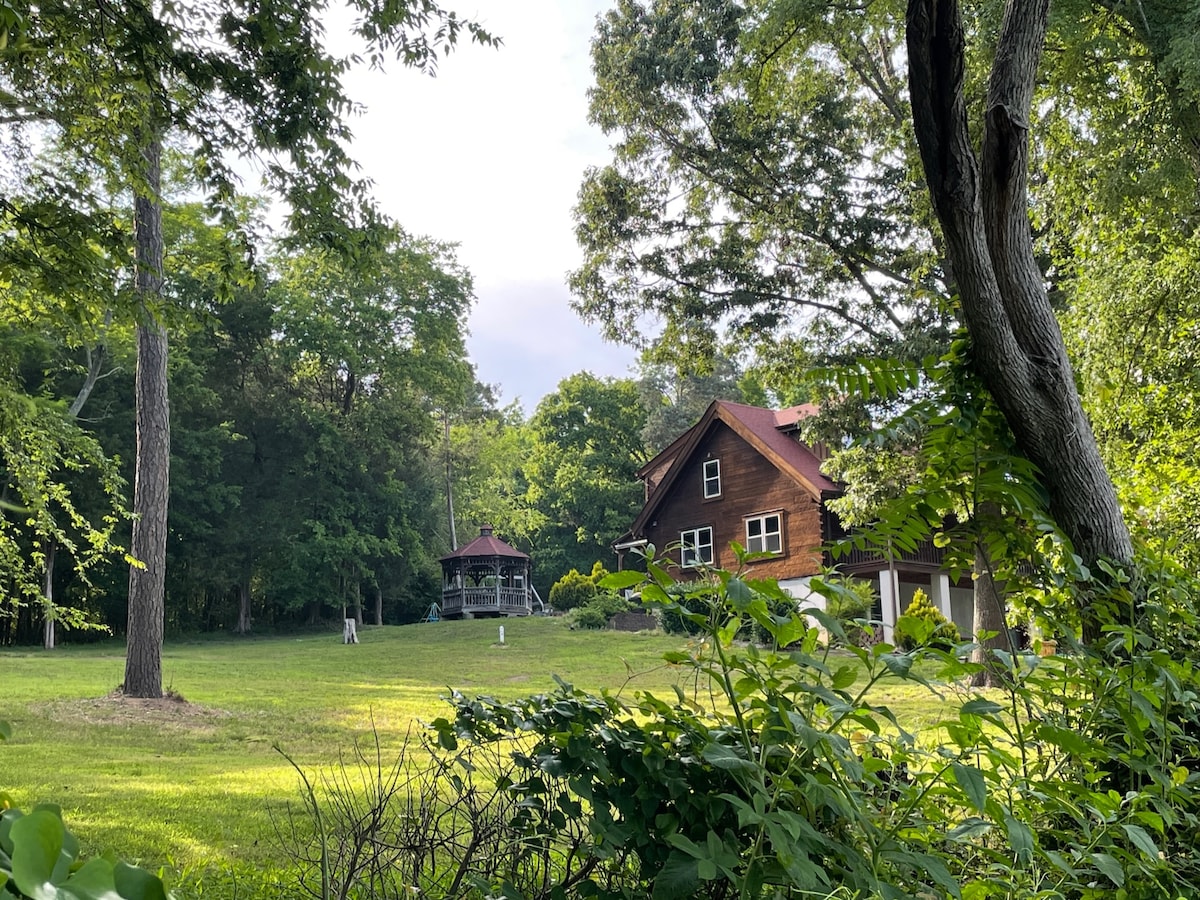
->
xmin=614 ymin=401 xmax=974 ymax=639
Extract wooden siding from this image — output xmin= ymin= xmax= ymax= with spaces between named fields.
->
xmin=642 ymin=421 xmax=824 ymax=581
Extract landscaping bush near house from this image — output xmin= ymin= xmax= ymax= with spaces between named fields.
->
xmin=822 ymin=573 xmax=879 ymax=647
xmin=565 ymin=591 xmax=632 ymax=630
xmin=549 ymin=561 xmax=612 ymax=612
xmin=895 ymin=586 xmax=960 ymax=651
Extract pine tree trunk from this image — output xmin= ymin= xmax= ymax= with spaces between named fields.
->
xmin=906 ymin=0 xmax=1133 ymax=642
xmin=373 ymin=583 xmax=383 ymax=626
xmin=124 ymin=129 xmax=168 ymax=699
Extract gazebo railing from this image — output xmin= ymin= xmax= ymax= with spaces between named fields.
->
xmin=442 ymin=586 xmax=530 ymax=615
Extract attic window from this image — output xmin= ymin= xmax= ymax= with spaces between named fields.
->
xmin=702 ymin=459 xmax=721 ymax=498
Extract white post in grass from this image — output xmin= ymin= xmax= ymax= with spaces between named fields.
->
xmin=499 ymin=625 xmax=505 ymax=645
xmin=343 ymin=618 xmax=358 ymax=644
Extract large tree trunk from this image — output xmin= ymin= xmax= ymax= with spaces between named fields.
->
xmin=373 ymin=582 xmax=383 ymax=626
xmin=906 ymin=0 xmax=1133 ymax=642
xmin=124 ymin=130 xmax=168 ymax=699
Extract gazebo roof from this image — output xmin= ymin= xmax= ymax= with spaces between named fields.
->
xmin=440 ymin=525 xmax=530 ymax=562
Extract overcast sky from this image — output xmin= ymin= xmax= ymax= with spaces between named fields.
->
xmin=333 ymin=1 xmax=639 ymax=414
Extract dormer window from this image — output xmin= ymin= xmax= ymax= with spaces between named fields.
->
xmin=703 ymin=459 xmax=721 ymax=498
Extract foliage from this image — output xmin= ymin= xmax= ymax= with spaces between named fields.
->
xmin=438 ymin=545 xmax=1200 ymax=900
xmin=0 ymin=377 xmax=128 ymax=641
xmin=0 ymin=722 xmax=171 ymax=899
xmin=278 ymin=726 xmax=613 ymax=900
xmin=894 ymin=588 xmax=959 ymax=652
xmin=566 ymin=591 xmax=632 ymax=631
xmin=439 ymin=558 xmax=956 ymax=900
xmin=524 ymin=375 xmax=649 ymax=594
xmin=636 ymin=353 xmax=747 ymax=454
xmin=571 ymin=0 xmax=952 ymax=374
xmin=548 ymin=568 xmax=598 ymax=613
xmin=447 ymin=395 xmax=542 ymax=551
xmin=820 ymin=574 xmax=878 ymax=648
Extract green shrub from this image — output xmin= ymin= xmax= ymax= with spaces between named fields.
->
xmin=566 ymin=591 xmax=632 ymax=630
xmin=895 ymin=587 xmax=960 ymax=651
xmin=656 ymin=583 xmax=715 ymax=634
xmin=822 ymin=574 xmax=878 ymax=647
xmin=431 ymin=544 xmax=1200 ymax=899
xmin=548 ymin=568 xmax=597 ymax=612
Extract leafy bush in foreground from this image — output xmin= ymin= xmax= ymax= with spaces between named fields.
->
xmin=0 ymin=722 xmax=171 ymax=900
xmin=430 ymin=546 xmax=1200 ymax=899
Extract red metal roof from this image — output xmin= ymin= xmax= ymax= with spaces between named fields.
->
xmin=715 ymin=402 xmax=837 ymax=494
xmin=440 ymin=525 xmax=530 ymax=561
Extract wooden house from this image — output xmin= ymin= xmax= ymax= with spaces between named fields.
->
xmin=614 ymin=401 xmax=974 ymax=639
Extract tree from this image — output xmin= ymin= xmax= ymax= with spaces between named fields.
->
xmin=524 ymin=373 xmax=649 ymax=594
xmin=0 ymin=180 xmax=127 ymax=647
xmin=571 ymin=0 xmax=954 ymax=371
xmin=1 ymin=0 xmax=495 ymax=693
xmin=905 ymin=0 xmax=1133 ymax=637
xmin=636 ymin=352 xmax=747 ymax=454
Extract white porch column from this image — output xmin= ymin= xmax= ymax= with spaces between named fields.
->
xmin=930 ymin=572 xmax=952 ymax=621
xmin=878 ymin=569 xmax=899 ymax=643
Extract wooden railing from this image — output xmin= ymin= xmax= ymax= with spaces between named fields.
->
xmin=831 ymin=539 xmax=943 ymax=569
xmin=442 ymin=586 xmax=531 ymax=616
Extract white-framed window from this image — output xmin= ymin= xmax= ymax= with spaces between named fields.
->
xmin=745 ymin=513 xmax=782 ymax=555
xmin=681 ymin=526 xmax=714 ymax=567
xmin=702 ymin=459 xmax=721 ymax=498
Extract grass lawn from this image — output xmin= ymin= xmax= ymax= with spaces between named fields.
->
xmin=1 ymin=618 xmax=953 ymax=894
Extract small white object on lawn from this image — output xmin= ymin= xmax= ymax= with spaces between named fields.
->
xmin=499 ymin=625 xmax=505 ymax=645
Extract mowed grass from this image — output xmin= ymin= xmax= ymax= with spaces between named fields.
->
xmin=1 ymin=618 xmax=954 ymax=889
xmin=2 ymin=619 xmax=700 ymax=870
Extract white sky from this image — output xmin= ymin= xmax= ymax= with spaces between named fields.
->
xmin=334 ymin=1 xmax=639 ymax=414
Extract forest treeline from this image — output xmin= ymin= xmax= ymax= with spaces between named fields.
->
xmin=1 ymin=194 xmax=765 ymax=643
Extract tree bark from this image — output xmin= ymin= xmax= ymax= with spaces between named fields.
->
xmin=42 ymin=541 xmax=56 ymax=651
xmin=124 ymin=129 xmax=168 ymax=699
xmin=373 ymin=582 xmax=383 ymax=626
xmin=236 ymin=577 xmax=252 ymax=634
xmin=960 ymin=532 xmax=1008 ymax=686
xmin=906 ymin=0 xmax=1133 ymax=641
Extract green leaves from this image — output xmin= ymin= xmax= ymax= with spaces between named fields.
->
xmin=0 ymin=804 xmax=169 ymax=900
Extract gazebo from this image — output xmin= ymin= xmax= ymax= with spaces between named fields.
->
xmin=439 ymin=525 xmax=533 ymax=619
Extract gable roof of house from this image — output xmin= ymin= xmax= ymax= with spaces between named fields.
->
xmin=630 ymin=400 xmax=838 ymax=537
